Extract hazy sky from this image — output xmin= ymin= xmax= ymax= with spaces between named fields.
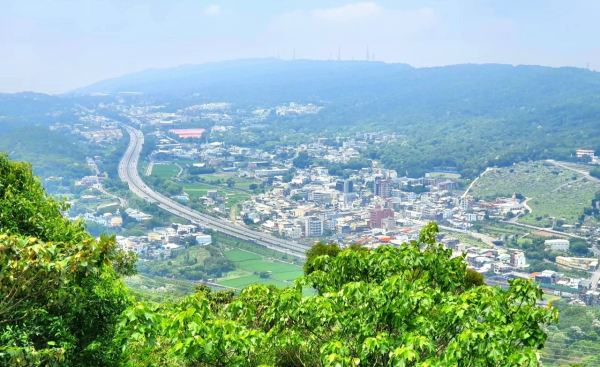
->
xmin=2 ymin=0 xmax=599 ymax=94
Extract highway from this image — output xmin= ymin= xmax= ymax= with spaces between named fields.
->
xmin=499 ymin=220 xmax=587 ymax=240
xmin=118 ymin=125 xmax=309 ymax=259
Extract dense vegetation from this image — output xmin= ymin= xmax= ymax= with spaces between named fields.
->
xmin=0 ymin=154 xmax=561 ymax=366
xmin=72 ymin=59 xmax=600 ymax=178
xmin=0 ymin=128 xmax=91 ymax=184
xmin=0 ymin=153 xmax=135 ymax=366
xmin=118 ymin=223 xmax=556 ymax=366
xmin=541 ymin=302 xmax=600 ymax=366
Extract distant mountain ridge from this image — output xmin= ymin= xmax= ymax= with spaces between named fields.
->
xmin=7 ymin=58 xmax=600 ymax=178
xmin=69 ymin=58 xmax=413 ymax=97
xmin=68 ymin=58 xmax=600 ymax=121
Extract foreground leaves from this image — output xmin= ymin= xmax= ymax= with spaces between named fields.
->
xmin=119 ymin=223 xmax=557 ymax=366
xmin=0 ymin=153 xmax=133 ymax=366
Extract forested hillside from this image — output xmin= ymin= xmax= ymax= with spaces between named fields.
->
xmin=0 ymin=127 xmax=91 ymax=181
xmin=72 ymin=59 xmax=600 ymax=177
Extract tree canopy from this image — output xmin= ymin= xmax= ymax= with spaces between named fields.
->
xmin=0 ymin=153 xmax=134 ymax=366
xmin=118 ymin=223 xmax=557 ymax=366
xmin=0 ymin=153 xmax=559 ymax=366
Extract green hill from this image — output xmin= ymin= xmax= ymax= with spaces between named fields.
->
xmin=71 ymin=59 xmax=600 ymax=177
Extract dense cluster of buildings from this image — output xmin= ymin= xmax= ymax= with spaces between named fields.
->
xmin=116 ymin=224 xmax=213 ymax=259
xmin=238 ymin=158 xmax=528 ymax=245
xmin=84 ymin=210 xmax=124 ymax=227
xmin=50 ymin=117 xmax=123 ymax=144
xmin=46 ymin=99 xmax=598 ymax=307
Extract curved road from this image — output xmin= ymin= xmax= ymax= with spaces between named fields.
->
xmin=118 ymin=125 xmax=309 ymax=259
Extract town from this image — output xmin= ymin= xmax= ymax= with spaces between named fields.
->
xmin=42 ymin=97 xmax=600 ymax=307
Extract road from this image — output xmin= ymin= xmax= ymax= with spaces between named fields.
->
xmin=499 ymin=220 xmax=587 ymax=240
xmin=462 ymin=167 xmax=492 ymax=199
xmin=546 ymin=159 xmax=600 ymax=184
xmin=522 ymin=197 xmax=532 ymax=213
xmin=95 ymin=186 xmax=128 ymax=207
xmin=118 ymin=125 xmax=309 ymax=259
xmin=436 ymin=223 xmax=500 ymax=248
xmin=546 ymin=160 xmax=600 ymax=289
xmin=87 ymin=157 xmax=128 ymax=207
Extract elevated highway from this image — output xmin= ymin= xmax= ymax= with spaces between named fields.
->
xmin=118 ymin=125 xmax=309 ymax=259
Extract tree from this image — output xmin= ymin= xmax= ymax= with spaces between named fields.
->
xmin=303 ymin=242 xmax=341 ymax=275
xmin=118 ymin=223 xmax=557 ymax=366
xmin=464 ymin=268 xmax=485 ymax=289
xmin=570 ymin=239 xmax=590 ymax=256
xmin=0 ymin=153 xmax=134 ymax=366
xmin=292 ymin=151 xmax=312 ymax=169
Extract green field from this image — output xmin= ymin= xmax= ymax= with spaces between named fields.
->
xmin=217 ymin=275 xmax=291 ymax=288
xmin=223 ymin=250 xmax=261 ymax=262
xmin=217 ymin=249 xmax=304 ymax=290
xmin=270 ymin=270 xmax=304 ymax=281
xmin=470 ymin=161 xmax=600 ymax=225
xmin=428 ymin=172 xmax=461 ymax=179
xmin=195 ymin=173 xmax=262 ymax=191
xmin=152 ymin=164 xmax=180 ymax=178
xmin=479 ymin=223 xmax=530 ymax=237
xmin=179 ymin=182 xmax=251 ymax=209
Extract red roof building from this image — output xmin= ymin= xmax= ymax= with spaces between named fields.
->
xmin=169 ymin=128 xmax=205 ymax=139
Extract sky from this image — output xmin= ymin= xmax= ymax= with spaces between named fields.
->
xmin=1 ymin=0 xmax=600 ymax=94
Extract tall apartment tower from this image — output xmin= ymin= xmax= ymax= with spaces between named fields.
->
xmin=374 ymin=179 xmax=391 ymax=199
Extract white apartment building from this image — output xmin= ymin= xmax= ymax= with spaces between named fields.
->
xmin=304 ymin=216 xmax=324 ymax=237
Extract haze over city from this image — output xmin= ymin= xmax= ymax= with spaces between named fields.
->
xmin=3 ymin=1 xmax=600 ymax=365
xmin=2 ymin=0 xmax=600 ymax=93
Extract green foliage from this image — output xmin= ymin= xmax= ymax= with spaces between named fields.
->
xmin=569 ymin=239 xmax=590 ymax=256
xmin=292 ymin=151 xmax=312 ymax=169
xmin=119 ymin=223 xmax=557 ymax=366
xmin=540 ymin=303 xmax=600 ymax=366
xmin=303 ymin=242 xmax=341 ymax=276
xmin=0 ymin=153 xmax=88 ymax=244
xmin=188 ymin=166 xmax=217 ymax=175
xmin=464 ymin=268 xmax=485 ymax=289
xmin=0 ymin=154 xmax=134 ymax=366
xmin=137 ymin=245 xmax=235 ymax=281
xmin=0 ymin=129 xmax=91 ymax=184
